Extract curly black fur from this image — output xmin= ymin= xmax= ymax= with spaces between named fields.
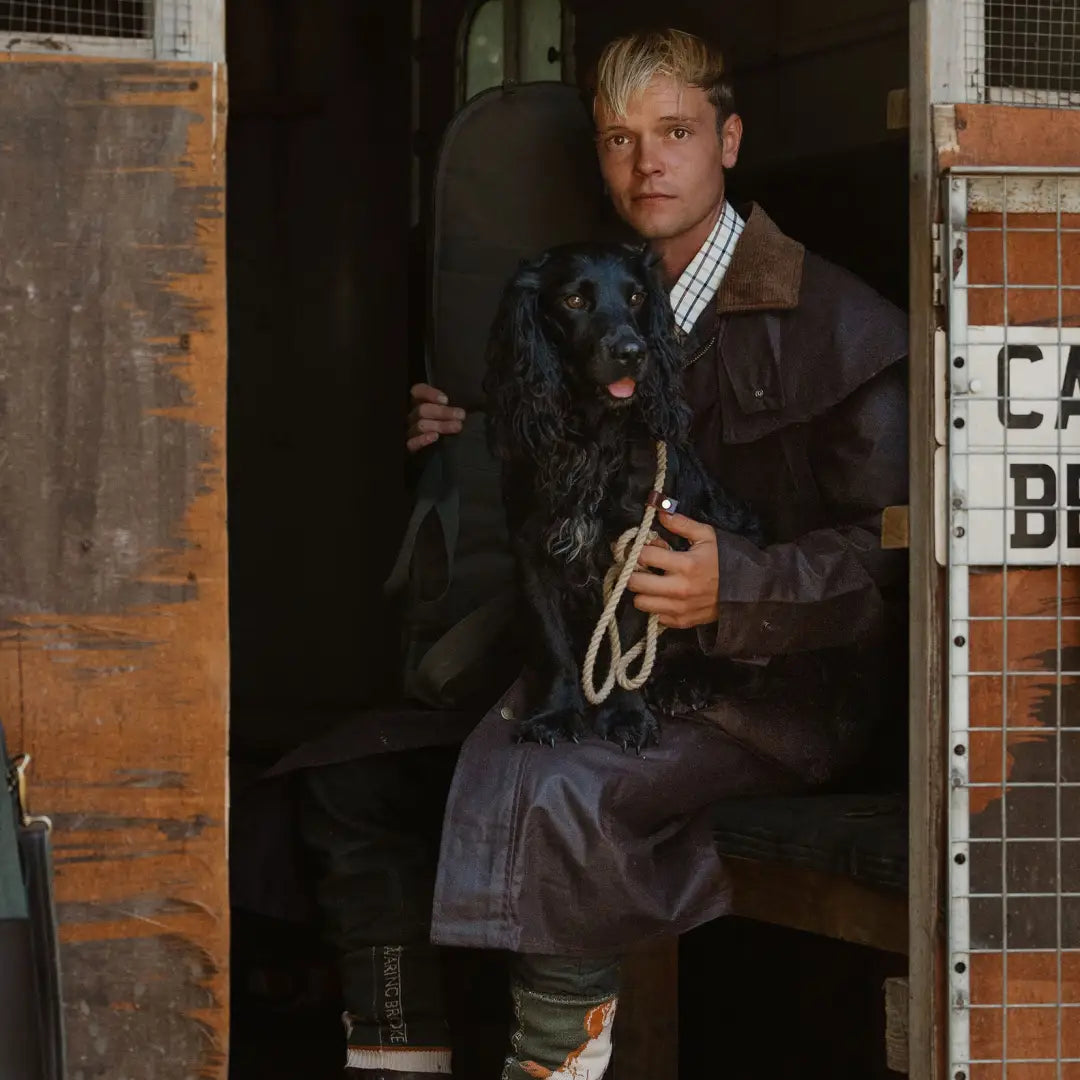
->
xmin=484 ymin=242 xmax=760 ymax=749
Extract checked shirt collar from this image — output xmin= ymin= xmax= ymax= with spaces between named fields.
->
xmin=668 ymin=199 xmax=744 ymax=337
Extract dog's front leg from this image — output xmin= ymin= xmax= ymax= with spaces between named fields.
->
xmin=592 ymin=603 xmax=660 ymax=751
xmin=516 ymin=553 xmax=589 ymax=745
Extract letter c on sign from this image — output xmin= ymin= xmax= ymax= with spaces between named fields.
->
xmin=997 ymin=345 xmax=1044 ymax=429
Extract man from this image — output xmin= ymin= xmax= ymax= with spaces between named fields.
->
xmin=327 ymin=27 xmax=907 ymax=1079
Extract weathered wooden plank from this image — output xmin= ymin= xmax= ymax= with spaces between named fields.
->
xmin=0 ymin=59 xmax=228 ymax=1079
xmin=727 ymin=857 xmax=909 ymax=956
xmin=613 ymin=937 xmax=678 ymax=1080
xmin=936 ymin=102 xmax=1080 ymax=169
xmin=909 ymin=3 xmax=950 ymax=1077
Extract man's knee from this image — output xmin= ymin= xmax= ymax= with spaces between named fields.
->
xmin=300 ymin=746 xmax=457 ymax=854
xmin=511 ymin=953 xmax=621 ymax=999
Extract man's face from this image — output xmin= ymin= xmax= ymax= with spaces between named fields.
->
xmin=595 ymin=75 xmax=741 ymax=242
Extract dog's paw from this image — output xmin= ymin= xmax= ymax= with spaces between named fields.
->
xmin=593 ymin=701 xmax=660 ymax=752
xmin=644 ymin=666 xmax=713 ymax=717
xmin=516 ymin=707 xmax=588 ymax=747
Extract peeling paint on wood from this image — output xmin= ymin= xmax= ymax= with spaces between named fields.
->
xmin=936 ymin=103 xmax=1080 ymax=169
xmin=0 ymin=58 xmax=228 ymax=1078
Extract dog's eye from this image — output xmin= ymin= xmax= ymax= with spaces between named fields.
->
xmin=563 ymin=294 xmax=586 ymax=310
xmin=629 ymin=292 xmax=646 ymax=307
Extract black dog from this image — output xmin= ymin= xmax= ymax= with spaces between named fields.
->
xmin=484 ymin=242 xmax=759 ymax=749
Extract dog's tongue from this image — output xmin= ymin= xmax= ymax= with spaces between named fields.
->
xmin=607 ymin=377 xmax=637 ymax=399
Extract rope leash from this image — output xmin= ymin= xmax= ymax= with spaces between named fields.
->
xmin=581 ymin=440 xmax=673 ymax=705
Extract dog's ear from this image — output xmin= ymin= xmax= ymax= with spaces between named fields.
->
xmin=639 ymin=245 xmax=662 ymax=272
xmin=483 ymin=252 xmax=569 ymax=461
xmin=639 ymin=259 xmax=691 ymax=442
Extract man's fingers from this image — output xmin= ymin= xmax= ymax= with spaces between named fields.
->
xmin=411 ymin=402 xmax=466 ymax=425
xmin=406 ymin=431 xmax=439 ymax=453
xmin=631 ymin=592 xmax=707 ymax=629
xmin=410 ymin=382 xmax=450 ymax=406
xmin=414 ymin=417 xmax=464 ymax=436
xmin=405 ymin=385 xmax=464 ymax=453
xmin=633 ymin=543 xmax=682 ymax=573
xmin=626 ymin=569 xmax=685 ymax=598
xmin=658 ymin=510 xmax=716 ymax=544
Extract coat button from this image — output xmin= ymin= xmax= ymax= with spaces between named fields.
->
xmin=753 ymin=387 xmax=765 ymax=399
xmin=500 ymin=706 xmax=515 ymax=721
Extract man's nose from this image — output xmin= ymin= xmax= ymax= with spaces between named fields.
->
xmin=633 ymin=138 xmax=662 ymax=175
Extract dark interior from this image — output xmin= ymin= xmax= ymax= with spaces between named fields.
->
xmin=225 ymin=1 xmax=910 ymax=1076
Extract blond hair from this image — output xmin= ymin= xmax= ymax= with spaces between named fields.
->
xmin=594 ymin=29 xmax=734 ymax=132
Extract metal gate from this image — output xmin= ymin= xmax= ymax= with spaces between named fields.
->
xmin=947 ymin=166 xmax=1080 ymax=1077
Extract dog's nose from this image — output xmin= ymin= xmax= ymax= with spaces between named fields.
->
xmin=611 ymin=341 xmax=644 ymax=364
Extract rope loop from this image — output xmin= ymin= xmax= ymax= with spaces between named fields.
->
xmin=581 ymin=441 xmax=668 ymax=705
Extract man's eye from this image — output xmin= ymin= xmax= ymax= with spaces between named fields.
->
xmin=563 ymin=294 xmax=586 ymax=310
xmin=671 ymin=127 xmax=690 ymax=140
xmin=606 ymin=134 xmax=629 ymax=148
xmin=629 ymin=292 xmax=646 ymax=307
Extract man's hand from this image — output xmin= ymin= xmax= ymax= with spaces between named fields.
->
xmin=406 ymin=383 xmax=466 ymax=453
xmin=627 ymin=511 xmax=720 ymax=629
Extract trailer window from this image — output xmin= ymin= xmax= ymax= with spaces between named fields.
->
xmin=462 ymin=0 xmax=568 ymax=103
xmin=521 ymin=0 xmax=560 ymax=83
xmin=465 ymin=0 xmax=505 ymax=101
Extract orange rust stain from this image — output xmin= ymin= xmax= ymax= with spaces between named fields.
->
xmin=968 ymin=675 xmax=1060 ymax=732
xmin=965 ymin=560 xmax=1080 ymax=1048
xmin=1006 ymin=1005 xmax=1062 ymax=1060
xmin=970 ymin=569 xmax=1080 ymax=618
xmin=963 ymin=208 xmax=1080 ymax=326
xmin=971 ymin=1006 xmax=1004 ymax=1060
xmin=941 ymin=104 xmax=1080 ymax=169
xmin=968 ymin=614 xmax=1080 ymax=676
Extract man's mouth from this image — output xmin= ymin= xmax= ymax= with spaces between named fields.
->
xmin=632 ymin=192 xmax=674 ymax=203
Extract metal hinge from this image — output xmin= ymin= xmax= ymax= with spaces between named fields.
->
xmin=931 ymin=222 xmax=944 ymax=307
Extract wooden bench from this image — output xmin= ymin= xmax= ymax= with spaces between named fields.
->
xmin=614 ymin=793 xmax=909 ymax=1080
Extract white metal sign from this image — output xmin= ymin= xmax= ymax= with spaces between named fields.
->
xmin=958 ymin=326 xmax=1080 ymax=565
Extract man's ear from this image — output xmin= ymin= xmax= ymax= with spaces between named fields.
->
xmin=720 ymin=112 xmax=743 ymax=171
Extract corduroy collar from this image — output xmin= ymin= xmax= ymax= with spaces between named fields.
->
xmin=715 ymin=203 xmax=805 ymax=315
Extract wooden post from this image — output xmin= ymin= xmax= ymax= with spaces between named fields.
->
xmin=613 ymin=936 xmax=679 ymax=1080
xmin=0 ymin=59 xmax=229 ymax=1079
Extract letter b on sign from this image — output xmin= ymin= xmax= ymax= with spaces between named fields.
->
xmin=1010 ymin=463 xmax=1056 ymax=549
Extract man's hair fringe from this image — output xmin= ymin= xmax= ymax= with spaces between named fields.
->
xmin=595 ymin=28 xmax=735 ymax=131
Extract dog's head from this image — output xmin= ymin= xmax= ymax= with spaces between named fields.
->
xmin=529 ymin=243 xmax=659 ymax=406
xmin=485 ymin=242 xmax=688 ymax=460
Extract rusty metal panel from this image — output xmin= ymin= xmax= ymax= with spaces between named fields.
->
xmin=947 ymin=170 xmax=1080 ymax=1080
xmin=0 ymin=59 xmax=228 ymax=1078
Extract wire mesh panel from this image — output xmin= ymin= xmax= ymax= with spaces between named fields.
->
xmin=948 ymin=168 xmax=1080 ymax=1079
xmin=0 ymin=0 xmax=219 ymax=58
xmin=0 ymin=0 xmax=151 ymax=37
xmin=965 ymin=0 xmax=1080 ymax=107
